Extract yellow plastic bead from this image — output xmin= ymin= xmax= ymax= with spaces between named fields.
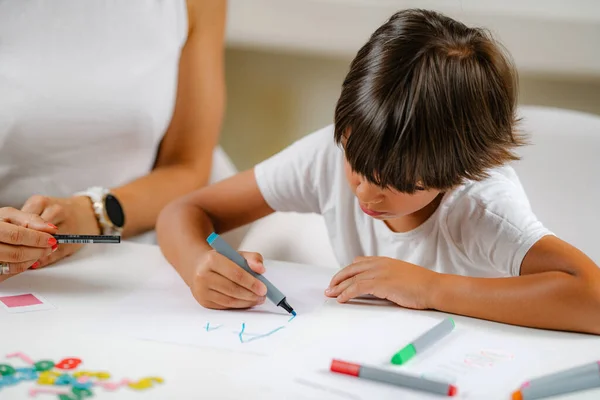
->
xmin=127 ymin=376 xmax=163 ymax=390
xmin=37 ymin=371 xmax=60 ymax=385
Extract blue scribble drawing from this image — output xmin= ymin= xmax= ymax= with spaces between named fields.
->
xmin=237 ymin=322 xmax=286 ymax=343
xmin=238 ymin=322 xmax=246 ymax=343
xmin=207 ymin=313 xmax=297 ymax=343
xmin=205 ymin=322 xmax=222 ymax=332
xmin=244 ymin=326 xmax=285 ymax=343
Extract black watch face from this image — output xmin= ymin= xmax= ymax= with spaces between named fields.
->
xmin=105 ymin=194 xmax=125 ymax=228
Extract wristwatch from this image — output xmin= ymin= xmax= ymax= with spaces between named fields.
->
xmin=75 ymin=187 xmax=125 ymax=236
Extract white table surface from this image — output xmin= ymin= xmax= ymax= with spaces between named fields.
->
xmin=1 ymin=241 xmax=599 ymax=399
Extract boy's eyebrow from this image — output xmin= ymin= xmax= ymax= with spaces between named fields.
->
xmin=414 ymin=180 xmax=426 ymax=191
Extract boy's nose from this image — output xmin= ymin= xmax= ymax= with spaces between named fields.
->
xmin=355 ymin=181 xmax=384 ymax=205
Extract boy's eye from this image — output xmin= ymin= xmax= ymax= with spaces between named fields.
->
xmin=415 ymin=186 xmax=425 ymax=191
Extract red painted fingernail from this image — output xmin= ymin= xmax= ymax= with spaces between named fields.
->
xmin=30 ymin=261 xmax=41 ymax=269
xmin=52 ymin=244 xmax=58 ymax=252
xmin=47 ymin=223 xmax=58 ymax=229
xmin=48 ymin=237 xmax=57 ymax=246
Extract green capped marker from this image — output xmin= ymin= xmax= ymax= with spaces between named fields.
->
xmin=391 ymin=317 xmax=455 ymax=365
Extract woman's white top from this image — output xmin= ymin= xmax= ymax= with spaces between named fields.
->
xmin=0 ymin=0 xmax=188 ymax=207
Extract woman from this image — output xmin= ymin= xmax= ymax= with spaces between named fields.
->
xmin=0 ymin=0 xmax=233 ymax=280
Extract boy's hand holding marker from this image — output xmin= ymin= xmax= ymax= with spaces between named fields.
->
xmin=202 ymin=233 xmax=296 ymax=315
xmin=192 ymin=249 xmax=268 ymax=310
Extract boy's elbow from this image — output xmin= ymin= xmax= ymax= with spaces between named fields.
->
xmin=590 ymin=278 xmax=600 ymax=335
xmin=588 ymin=296 xmax=600 ymax=336
xmin=156 ymin=202 xmax=174 ymax=243
xmin=581 ymin=270 xmax=600 ymax=335
xmin=156 ymin=198 xmax=187 ymax=239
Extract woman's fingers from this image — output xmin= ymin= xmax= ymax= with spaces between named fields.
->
xmin=0 ymin=207 xmax=57 ymax=232
xmin=20 ymin=195 xmax=48 ymax=216
xmin=0 ymin=207 xmax=57 ymax=279
xmin=0 ymin=260 xmax=41 ymax=275
xmin=0 ymin=222 xmax=56 ymax=248
xmin=0 ymin=243 xmax=54 ymax=264
xmin=0 ymin=206 xmax=58 ymax=248
xmin=40 ymin=204 xmax=65 ymax=226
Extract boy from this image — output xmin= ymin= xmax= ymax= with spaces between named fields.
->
xmin=157 ymin=9 xmax=600 ymax=334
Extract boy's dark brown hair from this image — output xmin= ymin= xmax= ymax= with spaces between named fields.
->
xmin=334 ymin=9 xmax=525 ymax=193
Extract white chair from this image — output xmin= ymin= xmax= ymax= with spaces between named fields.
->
xmin=239 ymin=212 xmax=338 ymax=268
xmin=512 ymin=106 xmax=600 ymax=263
xmin=240 ymin=106 xmax=600 ymax=266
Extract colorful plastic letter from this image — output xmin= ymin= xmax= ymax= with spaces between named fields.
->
xmin=34 ymin=360 xmax=55 ymax=372
xmin=55 ymin=358 xmax=82 ymax=370
xmin=37 ymin=371 xmax=60 ymax=385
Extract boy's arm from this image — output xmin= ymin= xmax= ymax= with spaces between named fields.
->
xmin=432 ymin=235 xmax=600 ymax=334
xmin=156 ymin=168 xmax=274 ymax=286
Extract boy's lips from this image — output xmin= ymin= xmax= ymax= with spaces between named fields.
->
xmin=360 ymin=204 xmax=386 ymax=217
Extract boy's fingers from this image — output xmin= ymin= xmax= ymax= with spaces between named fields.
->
xmin=202 ymin=300 xmax=226 ymax=310
xmin=328 ymin=261 xmax=373 ymax=288
xmin=210 ymin=253 xmax=267 ymax=296
xmin=209 ymin=271 xmax=264 ymax=302
xmin=242 ymin=252 xmax=265 ymax=274
xmin=207 ymin=290 xmax=260 ymax=309
xmin=337 ymin=279 xmax=376 ymax=303
xmin=327 ymin=274 xmax=358 ymax=297
xmin=243 ymin=252 xmax=264 ymax=264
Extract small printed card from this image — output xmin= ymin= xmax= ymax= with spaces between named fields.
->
xmin=0 ymin=293 xmax=56 ymax=313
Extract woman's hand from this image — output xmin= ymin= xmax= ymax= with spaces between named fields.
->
xmin=0 ymin=207 xmax=58 ymax=282
xmin=21 ymin=195 xmax=100 ymax=268
xmin=325 ymin=256 xmax=439 ymax=310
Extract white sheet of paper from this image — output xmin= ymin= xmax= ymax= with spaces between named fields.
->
xmin=95 ymin=260 xmax=335 ymax=354
xmin=241 ymin=313 xmax=536 ymax=400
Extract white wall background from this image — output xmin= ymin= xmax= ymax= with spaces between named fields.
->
xmin=221 ymin=1 xmax=600 ymax=170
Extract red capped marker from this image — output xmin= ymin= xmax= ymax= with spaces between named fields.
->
xmin=331 ymin=359 xmax=457 ymax=396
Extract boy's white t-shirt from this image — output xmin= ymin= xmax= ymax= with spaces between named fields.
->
xmin=254 ymin=125 xmax=553 ymax=277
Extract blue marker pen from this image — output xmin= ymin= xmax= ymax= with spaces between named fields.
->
xmin=206 ymin=233 xmax=296 ymax=316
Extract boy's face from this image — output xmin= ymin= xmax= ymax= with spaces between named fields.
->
xmin=343 ymin=159 xmax=441 ymax=220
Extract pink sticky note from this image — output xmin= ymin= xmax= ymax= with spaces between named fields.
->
xmin=0 ymin=292 xmax=55 ymax=313
xmin=0 ymin=294 xmax=42 ymax=307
